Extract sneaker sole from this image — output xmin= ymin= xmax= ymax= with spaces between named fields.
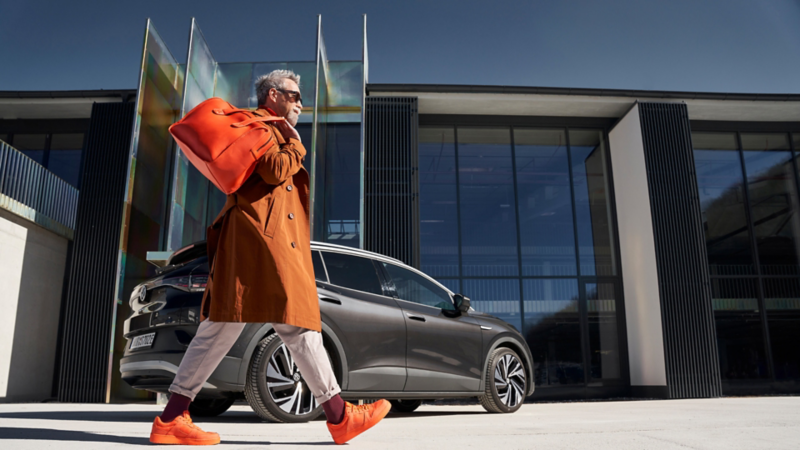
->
xmin=150 ymin=434 xmax=220 ymax=445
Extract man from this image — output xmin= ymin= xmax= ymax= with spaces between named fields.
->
xmin=149 ymin=69 xmax=390 ymax=446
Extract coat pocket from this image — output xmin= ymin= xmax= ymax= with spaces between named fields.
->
xmin=264 ymin=189 xmax=285 ymax=238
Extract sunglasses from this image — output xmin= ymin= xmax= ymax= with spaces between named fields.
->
xmin=275 ymin=88 xmax=303 ymax=104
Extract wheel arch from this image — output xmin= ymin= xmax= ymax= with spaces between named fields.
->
xmin=481 ymin=335 xmax=535 ymax=397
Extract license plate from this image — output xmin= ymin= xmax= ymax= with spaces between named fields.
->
xmin=130 ymin=332 xmax=156 ymax=350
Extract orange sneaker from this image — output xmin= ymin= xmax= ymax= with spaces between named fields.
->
xmin=150 ymin=411 xmax=220 ymax=445
xmin=327 ymin=400 xmax=391 ymax=445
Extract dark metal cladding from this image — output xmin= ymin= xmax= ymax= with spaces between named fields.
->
xmin=364 ymin=97 xmax=420 ymax=268
xmin=57 ymin=102 xmax=135 ymax=402
xmin=637 ymin=102 xmax=722 ymax=399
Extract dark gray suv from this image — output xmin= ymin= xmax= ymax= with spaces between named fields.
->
xmin=121 ymin=241 xmax=534 ymax=422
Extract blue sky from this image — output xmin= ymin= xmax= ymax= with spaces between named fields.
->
xmin=1 ymin=0 xmax=799 ymax=93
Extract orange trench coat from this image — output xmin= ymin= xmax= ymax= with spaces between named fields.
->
xmin=200 ymin=109 xmax=320 ymax=332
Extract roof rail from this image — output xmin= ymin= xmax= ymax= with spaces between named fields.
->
xmin=310 ymin=241 xmax=404 ymax=264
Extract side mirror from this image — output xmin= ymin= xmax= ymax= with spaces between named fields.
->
xmin=453 ymin=293 xmax=471 ymax=313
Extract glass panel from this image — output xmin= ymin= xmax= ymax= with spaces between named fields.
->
xmin=434 ymin=278 xmax=460 ymax=294
xmin=324 ymin=124 xmax=361 ymax=247
xmin=710 ymin=278 xmax=769 ymax=380
xmin=523 ymin=279 xmax=583 ymax=386
xmin=322 ymin=252 xmax=383 ymax=295
xmin=13 ymin=134 xmax=46 ymax=165
xmin=457 ymin=128 xmax=519 ymax=276
xmin=48 ymin=133 xmax=84 ymax=187
xmin=419 ymin=127 xmax=459 ymax=277
xmin=693 ymin=132 xmax=755 ymax=275
xmin=569 ymin=130 xmax=616 ymax=276
xmin=382 ymin=262 xmax=455 ymax=310
xmin=463 ymin=278 xmax=521 ymax=331
xmin=310 ymin=28 xmax=329 ymax=241
xmin=311 ymin=250 xmax=327 ymax=282
xmin=586 ymin=282 xmax=621 ymax=383
xmin=740 ymin=133 xmax=800 ymax=276
xmin=763 ymin=278 xmax=800 ymax=381
xmin=514 ymin=129 xmax=577 ymax=276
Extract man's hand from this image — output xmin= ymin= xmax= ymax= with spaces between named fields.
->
xmin=274 ymin=119 xmax=301 ymax=143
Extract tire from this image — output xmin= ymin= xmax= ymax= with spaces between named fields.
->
xmin=478 ymin=347 xmax=527 ymax=414
xmin=188 ymin=397 xmax=235 ymax=417
xmin=244 ymin=333 xmax=325 ymax=423
xmin=389 ymin=399 xmax=422 ymax=413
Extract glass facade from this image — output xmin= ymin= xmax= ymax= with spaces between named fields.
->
xmin=694 ymin=131 xmax=800 ymax=389
xmin=419 ymin=125 xmax=624 ymax=392
xmin=4 ymin=133 xmax=84 ymax=187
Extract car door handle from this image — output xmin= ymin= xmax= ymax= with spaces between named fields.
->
xmin=319 ymin=296 xmax=342 ymax=305
xmin=406 ymin=313 xmax=426 ymax=322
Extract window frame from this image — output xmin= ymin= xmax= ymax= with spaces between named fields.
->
xmin=378 ymin=260 xmax=457 ymax=311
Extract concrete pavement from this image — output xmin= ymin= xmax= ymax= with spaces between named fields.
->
xmin=0 ymin=397 xmax=798 ymax=449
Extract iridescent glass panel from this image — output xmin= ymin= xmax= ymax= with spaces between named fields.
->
xmin=693 ymin=132 xmax=755 ymax=275
xmin=569 ymin=130 xmax=616 ymax=276
xmin=463 ymin=278 xmax=521 ymax=331
xmin=514 ymin=129 xmax=577 ymax=276
xmin=741 ymin=133 xmax=800 ymax=275
xmin=457 ymin=128 xmax=518 ymax=276
xmin=711 ymin=278 xmax=769 ymax=380
xmin=419 ymin=127 xmax=459 ymax=277
xmin=523 ymin=279 xmax=583 ymax=386
xmin=763 ymin=278 xmax=800 ymax=381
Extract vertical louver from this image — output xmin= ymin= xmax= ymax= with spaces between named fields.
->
xmin=364 ymin=97 xmax=420 ymax=268
xmin=638 ymin=102 xmax=722 ymax=399
xmin=57 ymin=102 xmax=134 ymax=402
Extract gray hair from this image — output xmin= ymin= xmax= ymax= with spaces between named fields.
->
xmin=255 ymin=70 xmax=301 ymax=106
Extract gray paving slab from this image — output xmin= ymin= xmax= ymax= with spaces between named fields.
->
xmin=0 ymin=397 xmax=798 ymax=449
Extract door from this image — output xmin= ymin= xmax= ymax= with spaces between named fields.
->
xmin=380 ymin=261 xmax=483 ymax=392
xmin=318 ymin=251 xmax=407 ymax=391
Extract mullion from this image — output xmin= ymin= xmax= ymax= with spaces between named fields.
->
xmin=509 ymin=127 xmax=525 ymax=336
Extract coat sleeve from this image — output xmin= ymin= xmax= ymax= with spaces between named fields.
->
xmin=255 ymin=137 xmax=307 ymax=185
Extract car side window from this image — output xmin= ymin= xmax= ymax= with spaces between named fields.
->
xmin=321 ymin=252 xmax=384 ymax=296
xmin=311 ymin=251 xmax=327 ymax=282
xmin=382 ymin=263 xmax=455 ymax=311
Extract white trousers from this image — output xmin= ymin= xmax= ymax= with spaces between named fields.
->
xmin=169 ymin=319 xmax=341 ymax=404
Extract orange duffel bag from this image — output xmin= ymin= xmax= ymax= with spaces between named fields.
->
xmin=168 ymin=97 xmax=285 ymax=195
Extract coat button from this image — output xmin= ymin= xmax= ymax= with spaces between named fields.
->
xmin=288 ymin=213 xmax=294 ymax=220
xmin=287 ymin=185 xmax=293 ymax=191
xmin=291 ymin=242 xmax=296 ymax=248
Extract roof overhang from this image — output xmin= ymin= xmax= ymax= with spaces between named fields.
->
xmin=0 ymin=90 xmax=135 ymax=119
xmin=368 ymin=84 xmax=800 ymax=122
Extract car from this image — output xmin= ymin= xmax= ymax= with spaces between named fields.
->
xmin=120 ymin=240 xmax=535 ymax=422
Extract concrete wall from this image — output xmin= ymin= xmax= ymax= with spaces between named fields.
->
xmin=0 ymin=207 xmax=68 ymax=402
xmin=608 ymin=104 xmax=668 ymax=390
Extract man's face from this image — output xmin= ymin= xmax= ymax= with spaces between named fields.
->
xmin=267 ymin=79 xmax=302 ymax=126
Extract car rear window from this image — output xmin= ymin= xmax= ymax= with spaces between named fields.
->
xmin=321 ymin=252 xmax=383 ymax=295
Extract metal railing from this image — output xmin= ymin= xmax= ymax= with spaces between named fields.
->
xmin=0 ymin=140 xmax=79 ymax=236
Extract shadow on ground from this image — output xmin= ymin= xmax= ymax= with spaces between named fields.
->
xmin=0 ymin=428 xmax=333 ymax=446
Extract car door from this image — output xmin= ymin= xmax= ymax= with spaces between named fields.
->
xmin=317 ymin=250 xmax=407 ymax=391
xmin=380 ymin=262 xmax=483 ymax=392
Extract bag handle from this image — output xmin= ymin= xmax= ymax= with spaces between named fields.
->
xmin=211 ymin=107 xmax=285 ymax=128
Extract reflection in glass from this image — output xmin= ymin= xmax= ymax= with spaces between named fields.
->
xmin=324 ymin=124 xmax=361 ymax=248
xmin=463 ymin=278 xmax=521 ymax=331
xmin=49 ymin=134 xmax=84 ymax=188
xmin=693 ymin=132 xmax=755 ymax=275
xmin=382 ymin=262 xmax=455 ymax=310
xmin=13 ymin=134 xmax=46 ymax=165
xmin=434 ymin=278 xmax=460 ymax=294
xmin=586 ymin=282 xmax=621 ymax=382
xmin=514 ymin=129 xmax=577 ymax=276
xmin=458 ymin=128 xmax=519 ymax=276
xmin=569 ymin=130 xmax=616 ymax=276
xmin=763 ymin=278 xmax=800 ymax=380
xmin=419 ymin=128 xmax=459 ymax=277
xmin=523 ymin=279 xmax=583 ymax=386
xmin=711 ymin=278 xmax=769 ymax=380
xmin=740 ymin=133 xmax=800 ymax=275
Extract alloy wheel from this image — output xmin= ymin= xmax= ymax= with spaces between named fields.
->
xmin=266 ymin=343 xmax=317 ymax=415
xmin=494 ymin=353 xmax=525 ymax=408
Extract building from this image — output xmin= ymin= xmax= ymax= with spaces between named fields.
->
xmin=1 ymin=16 xmax=798 ymax=403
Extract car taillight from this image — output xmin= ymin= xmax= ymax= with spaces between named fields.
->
xmin=190 ymin=275 xmax=208 ymax=291
xmin=160 ymin=276 xmax=191 ymax=290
